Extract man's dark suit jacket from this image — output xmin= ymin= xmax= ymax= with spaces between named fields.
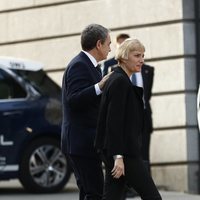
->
xmin=102 ymin=57 xmax=117 ymax=76
xmin=103 ymin=57 xmax=154 ymax=135
xmin=95 ymin=67 xmax=144 ymax=158
xmin=142 ymin=64 xmax=154 ymax=134
xmin=61 ymin=51 xmax=102 ymax=157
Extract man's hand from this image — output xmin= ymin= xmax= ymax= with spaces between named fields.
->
xmin=111 ymin=157 xmax=125 ymax=179
xmin=98 ymin=71 xmax=113 ymax=90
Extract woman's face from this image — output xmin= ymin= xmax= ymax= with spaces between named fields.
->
xmin=124 ymin=50 xmax=144 ymax=75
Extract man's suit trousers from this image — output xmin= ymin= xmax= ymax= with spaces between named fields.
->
xmin=68 ymin=155 xmax=104 ymax=200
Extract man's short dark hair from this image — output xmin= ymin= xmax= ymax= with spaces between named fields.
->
xmin=81 ymin=24 xmax=109 ymax=51
xmin=116 ymin=33 xmax=130 ymax=42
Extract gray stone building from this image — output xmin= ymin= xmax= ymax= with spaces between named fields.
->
xmin=0 ymin=0 xmax=199 ymax=194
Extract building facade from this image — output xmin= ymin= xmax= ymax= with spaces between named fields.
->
xmin=0 ymin=0 xmax=199 ymax=194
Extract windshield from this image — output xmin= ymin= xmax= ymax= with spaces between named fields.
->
xmin=12 ymin=69 xmax=61 ymax=98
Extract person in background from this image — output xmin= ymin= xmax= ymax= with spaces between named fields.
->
xmin=61 ymin=24 xmax=111 ymax=200
xmin=132 ymin=64 xmax=154 ymax=173
xmin=94 ymin=38 xmax=162 ymax=200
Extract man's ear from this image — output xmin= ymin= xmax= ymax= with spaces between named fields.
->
xmin=96 ymin=40 xmax=102 ymax=50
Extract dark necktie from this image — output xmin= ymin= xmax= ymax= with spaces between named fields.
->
xmin=131 ymin=73 xmax=137 ymax=86
xmin=96 ymin=64 xmax=102 ymax=78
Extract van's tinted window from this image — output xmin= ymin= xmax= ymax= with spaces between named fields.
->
xmin=13 ymin=69 xmax=60 ymax=97
xmin=0 ymin=69 xmax=27 ymax=99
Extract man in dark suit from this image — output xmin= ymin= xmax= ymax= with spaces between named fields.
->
xmin=142 ymin=66 xmax=154 ymax=168
xmin=131 ymin=64 xmax=154 ymax=172
xmin=61 ymin=24 xmax=111 ymax=200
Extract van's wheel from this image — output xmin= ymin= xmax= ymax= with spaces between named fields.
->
xmin=19 ymin=137 xmax=72 ymax=193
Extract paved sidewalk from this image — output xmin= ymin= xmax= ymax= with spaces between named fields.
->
xmin=129 ymin=190 xmax=200 ymax=200
xmin=68 ymin=174 xmax=200 ymax=200
xmin=1 ymin=179 xmax=200 ymax=200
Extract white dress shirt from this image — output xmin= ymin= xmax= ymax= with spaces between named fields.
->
xmin=131 ymin=72 xmax=143 ymax=88
xmin=82 ymin=51 xmax=102 ymax=95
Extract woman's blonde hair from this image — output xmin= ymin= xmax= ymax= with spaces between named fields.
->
xmin=115 ymin=38 xmax=145 ymax=63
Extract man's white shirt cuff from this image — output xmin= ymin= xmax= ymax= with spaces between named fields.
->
xmin=95 ymin=84 xmax=102 ymax=95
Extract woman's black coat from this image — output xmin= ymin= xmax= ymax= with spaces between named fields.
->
xmin=95 ymin=67 xmax=144 ymax=158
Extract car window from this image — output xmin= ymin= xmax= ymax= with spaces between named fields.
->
xmin=13 ymin=69 xmax=61 ymax=97
xmin=0 ymin=69 xmax=27 ymax=99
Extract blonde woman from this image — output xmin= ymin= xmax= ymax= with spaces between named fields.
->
xmin=95 ymin=39 xmax=162 ymax=200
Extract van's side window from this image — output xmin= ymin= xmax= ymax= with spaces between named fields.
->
xmin=0 ymin=69 xmax=27 ymax=99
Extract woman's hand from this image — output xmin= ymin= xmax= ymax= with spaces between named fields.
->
xmin=111 ymin=157 xmax=125 ymax=179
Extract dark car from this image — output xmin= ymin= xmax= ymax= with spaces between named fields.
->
xmin=0 ymin=57 xmax=72 ymax=193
